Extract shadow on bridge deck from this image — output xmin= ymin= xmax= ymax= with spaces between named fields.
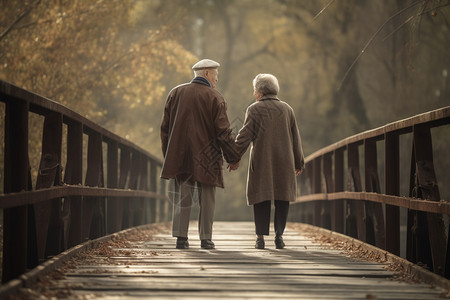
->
xmin=6 ymin=222 xmax=450 ymax=299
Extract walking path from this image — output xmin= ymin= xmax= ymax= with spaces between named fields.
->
xmin=12 ymin=222 xmax=449 ymax=299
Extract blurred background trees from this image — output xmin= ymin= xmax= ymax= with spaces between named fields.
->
xmin=1 ymin=0 xmax=449 ymax=220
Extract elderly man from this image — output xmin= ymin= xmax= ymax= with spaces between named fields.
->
xmin=160 ymin=59 xmax=240 ymax=249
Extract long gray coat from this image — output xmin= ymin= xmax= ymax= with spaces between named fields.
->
xmin=235 ymin=95 xmax=304 ymax=205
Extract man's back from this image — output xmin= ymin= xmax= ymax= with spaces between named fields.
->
xmin=160 ymin=79 xmax=237 ymax=188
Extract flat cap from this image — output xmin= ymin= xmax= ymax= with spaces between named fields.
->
xmin=192 ymin=59 xmax=220 ymax=70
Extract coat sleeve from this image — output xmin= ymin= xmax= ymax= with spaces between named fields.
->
xmin=214 ymin=101 xmax=241 ymax=164
xmin=291 ymin=109 xmax=305 ymax=171
xmin=160 ymin=94 xmax=171 ymax=157
xmin=235 ymin=106 xmax=257 ymax=157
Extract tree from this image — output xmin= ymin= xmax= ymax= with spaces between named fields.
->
xmin=0 ymin=0 xmax=197 ymax=159
xmin=1 ymin=0 xmax=448 ymax=220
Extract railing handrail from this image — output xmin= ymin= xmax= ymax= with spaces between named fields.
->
xmin=0 ymin=185 xmax=169 ymax=209
xmin=296 ymin=191 xmax=450 ymax=214
xmin=0 ymin=79 xmax=170 ymax=284
xmin=305 ymin=106 xmax=450 ymax=163
xmin=0 ymin=80 xmax=161 ymax=163
xmin=291 ymin=105 xmax=450 ymax=279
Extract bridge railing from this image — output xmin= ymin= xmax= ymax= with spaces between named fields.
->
xmin=0 ymin=80 xmax=171 ymax=283
xmin=289 ymin=106 xmax=450 ymax=278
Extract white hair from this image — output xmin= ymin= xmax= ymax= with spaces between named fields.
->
xmin=253 ymin=73 xmax=279 ymax=95
xmin=194 ymin=68 xmax=218 ymax=77
xmin=194 ymin=69 xmax=207 ymax=77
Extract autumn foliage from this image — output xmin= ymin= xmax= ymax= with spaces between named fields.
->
xmin=0 ymin=0 xmax=196 ymax=152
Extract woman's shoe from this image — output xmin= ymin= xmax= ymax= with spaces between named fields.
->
xmin=255 ymin=237 xmax=265 ymax=249
xmin=275 ymin=235 xmax=285 ymax=249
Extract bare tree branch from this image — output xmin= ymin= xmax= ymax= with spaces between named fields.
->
xmin=235 ymin=40 xmax=273 ymax=65
xmin=337 ymin=0 xmax=424 ymax=91
xmin=382 ymin=15 xmax=415 ymax=42
xmin=312 ymin=0 xmax=335 ymax=22
xmin=0 ymin=0 xmax=41 ymax=42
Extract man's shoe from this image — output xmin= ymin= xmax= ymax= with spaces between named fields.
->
xmin=176 ymin=237 xmax=189 ymax=249
xmin=275 ymin=235 xmax=285 ymax=249
xmin=255 ymin=237 xmax=265 ymax=249
xmin=201 ymin=239 xmax=215 ymax=249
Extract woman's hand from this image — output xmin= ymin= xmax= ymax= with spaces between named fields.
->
xmin=227 ymin=162 xmax=240 ymax=172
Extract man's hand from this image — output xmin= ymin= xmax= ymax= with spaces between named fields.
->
xmin=295 ymin=169 xmax=303 ymax=176
xmin=227 ymin=162 xmax=240 ymax=172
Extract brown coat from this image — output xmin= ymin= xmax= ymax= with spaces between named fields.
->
xmin=160 ymin=77 xmax=239 ymax=188
xmin=235 ymin=96 xmax=304 ymax=205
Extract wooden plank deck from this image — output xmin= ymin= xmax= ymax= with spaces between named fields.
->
xmin=17 ymin=222 xmax=448 ymax=299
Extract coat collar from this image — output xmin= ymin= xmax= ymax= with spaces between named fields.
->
xmin=259 ymin=94 xmax=280 ymax=101
xmin=191 ymin=76 xmax=211 ymax=87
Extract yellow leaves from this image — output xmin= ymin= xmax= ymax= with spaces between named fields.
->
xmin=1 ymin=0 xmax=196 ymax=156
xmin=92 ymin=110 xmax=106 ymax=118
xmin=145 ymin=85 xmax=166 ymax=106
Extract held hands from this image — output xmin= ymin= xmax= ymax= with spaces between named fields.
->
xmin=227 ymin=162 xmax=240 ymax=172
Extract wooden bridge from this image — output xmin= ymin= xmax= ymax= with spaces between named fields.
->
xmin=4 ymin=221 xmax=450 ymax=299
xmin=0 ymin=80 xmax=450 ymax=298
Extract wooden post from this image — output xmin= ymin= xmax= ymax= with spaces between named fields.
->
xmin=347 ymin=143 xmax=365 ymax=242
xmin=66 ymin=121 xmax=83 ymax=248
xmin=305 ymin=163 xmax=313 ymax=224
xmin=332 ymin=148 xmax=344 ymax=233
xmin=84 ymin=131 xmax=104 ymax=239
xmin=119 ymin=147 xmax=131 ymax=229
xmin=139 ymin=158 xmax=150 ymax=223
xmin=385 ymin=132 xmax=400 ymax=256
xmin=322 ymin=153 xmax=333 ymax=230
xmin=409 ymin=125 xmax=446 ymax=275
xmin=106 ymin=141 xmax=120 ymax=233
xmin=34 ymin=112 xmax=63 ymax=260
xmin=364 ymin=139 xmax=385 ymax=249
xmin=150 ymin=161 xmax=157 ymax=223
xmin=3 ymin=99 xmax=29 ymax=283
xmin=129 ymin=151 xmax=143 ymax=226
xmin=312 ymin=157 xmax=322 ymax=227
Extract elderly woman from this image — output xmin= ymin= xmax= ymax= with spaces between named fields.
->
xmin=233 ymin=73 xmax=304 ymax=249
